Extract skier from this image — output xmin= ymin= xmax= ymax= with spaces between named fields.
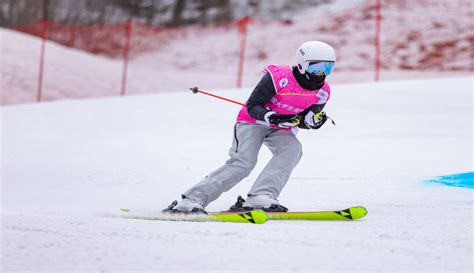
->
xmin=164 ymin=41 xmax=336 ymax=213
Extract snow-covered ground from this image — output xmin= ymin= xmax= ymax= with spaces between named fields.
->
xmin=2 ymin=75 xmax=473 ymax=272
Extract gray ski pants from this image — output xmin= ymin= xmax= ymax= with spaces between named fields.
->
xmin=183 ymin=122 xmax=303 ymax=207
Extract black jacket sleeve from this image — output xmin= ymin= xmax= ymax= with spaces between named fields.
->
xmin=246 ymin=72 xmax=276 ymax=121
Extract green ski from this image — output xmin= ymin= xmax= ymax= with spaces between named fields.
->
xmin=266 ymin=206 xmax=368 ymax=221
xmin=119 ymin=208 xmax=268 ymax=224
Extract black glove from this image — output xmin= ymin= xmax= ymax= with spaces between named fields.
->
xmin=300 ymin=111 xmax=328 ymax=129
xmin=264 ymin=111 xmax=300 ymax=128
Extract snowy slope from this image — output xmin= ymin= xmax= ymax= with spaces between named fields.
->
xmin=1 ymin=28 xmax=123 ymax=105
xmin=2 ymin=76 xmax=473 ymax=272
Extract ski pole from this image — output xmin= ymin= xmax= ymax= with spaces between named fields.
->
xmin=190 ymin=87 xmax=245 ymax=106
xmin=190 ymin=87 xmax=335 ymax=126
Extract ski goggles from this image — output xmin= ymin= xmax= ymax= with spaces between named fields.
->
xmin=306 ymin=61 xmax=335 ymax=76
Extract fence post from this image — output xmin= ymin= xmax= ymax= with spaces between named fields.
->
xmin=37 ymin=18 xmax=49 ymax=102
xmin=121 ymin=19 xmax=132 ymax=96
xmin=374 ymin=0 xmax=381 ymax=81
xmin=236 ymin=16 xmax=249 ymax=88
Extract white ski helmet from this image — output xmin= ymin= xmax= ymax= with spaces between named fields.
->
xmin=296 ymin=41 xmax=336 ymax=75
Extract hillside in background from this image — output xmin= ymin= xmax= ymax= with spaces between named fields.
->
xmin=1 ymin=0 xmax=352 ymax=27
xmin=126 ymin=0 xmax=472 ymax=71
xmin=1 ymin=0 xmax=472 ymax=105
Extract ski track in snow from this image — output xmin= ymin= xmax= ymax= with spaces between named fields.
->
xmin=2 ymin=77 xmax=473 ymax=272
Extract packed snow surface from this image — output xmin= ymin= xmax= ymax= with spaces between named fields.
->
xmin=2 ymin=77 xmax=473 ymax=272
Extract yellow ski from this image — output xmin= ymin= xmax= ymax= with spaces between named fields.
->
xmin=119 ymin=208 xmax=268 ymax=224
xmin=266 ymin=206 xmax=368 ymax=221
